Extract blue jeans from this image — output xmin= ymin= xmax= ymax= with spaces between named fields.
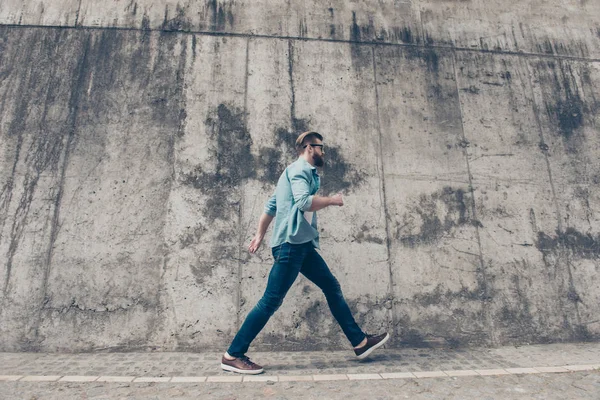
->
xmin=227 ymin=242 xmax=366 ymax=357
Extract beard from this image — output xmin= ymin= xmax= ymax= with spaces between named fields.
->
xmin=313 ymin=153 xmax=324 ymax=167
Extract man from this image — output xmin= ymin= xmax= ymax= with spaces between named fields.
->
xmin=221 ymin=131 xmax=389 ymax=374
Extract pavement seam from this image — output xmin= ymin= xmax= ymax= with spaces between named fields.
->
xmin=2 ymin=364 xmax=594 ymax=384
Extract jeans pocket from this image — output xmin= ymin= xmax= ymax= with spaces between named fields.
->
xmin=277 ymin=243 xmax=294 ymax=264
xmin=272 ymin=243 xmax=285 ymax=263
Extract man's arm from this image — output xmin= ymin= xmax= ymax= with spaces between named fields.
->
xmin=290 ymin=169 xmax=344 ymax=212
xmin=308 ymin=194 xmax=344 ymax=211
xmin=248 ymin=213 xmax=274 ymax=254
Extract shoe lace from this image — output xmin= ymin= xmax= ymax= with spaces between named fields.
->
xmin=239 ymin=356 xmax=255 ymax=367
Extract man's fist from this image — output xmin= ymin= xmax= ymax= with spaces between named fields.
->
xmin=330 ymin=193 xmax=344 ymax=206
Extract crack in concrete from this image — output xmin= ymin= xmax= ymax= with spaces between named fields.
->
xmin=371 ymin=46 xmax=396 ymax=343
xmin=452 ymin=50 xmax=498 ymax=346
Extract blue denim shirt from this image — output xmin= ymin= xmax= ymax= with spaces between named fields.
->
xmin=264 ymin=157 xmax=320 ymax=248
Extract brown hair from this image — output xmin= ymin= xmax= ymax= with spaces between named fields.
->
xmin=295 ymin=131 xmax=323 ymax=153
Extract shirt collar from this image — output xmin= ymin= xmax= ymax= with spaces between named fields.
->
xmin=298 ymin=156 xmax=319 ymax=176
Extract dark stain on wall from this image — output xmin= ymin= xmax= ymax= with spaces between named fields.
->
xmin=554 ymin=95 xmax=585 ymax=139
xmin=257 ymin=147 xmax=283 ymax=184
xmin=179 ymin=224 xmax=207 ymax=249
xmin=209 ymin=104 xmax=255 ymax=185
xmin=0 ymin=28 xmax=84 ymax=295
xmin=207 ymin=0 xmax=235 ymax=32
xmin=537 ymin=39 xmax=555 ymax=55
xmin=319 ymin=146 xmax=366 ymax=196
xmin=267 ymin=113 xmax=365 ymax=194
xmin=349 ymin=11 xmax=417 ymax=45
xmin=534 ymin=38 xmax=590 ymax=58
xmin=162 ymin=4 xmax=191 ymax=32
xmin=536 ymin=228 xmax=600 ymax=260
xmin=413 ymin=284 xmax=485 ymax=306
xmin=352 ymin=224 xmax=384 ymax=244
xmin=157 ymin=1 xmax=235 ymax=33
xmin=395 ymin=27 xmax=414 ymax=44
xmin=533 ymin=59 xmax=599 ymax=158
xmin=348 ymin=11 xmax=418 ymax=71
xmin=349 ymin=11 xmax=377 ymax=71
xmin=404 ymin=46 xmax=460 ymax=126
xmin=303 ymin=300 xmax=328 ymax=334
xmin=543 ymin=61 xmax=587 ymax=142
xmin=395 ymin=310 xmax=489 ymax=348
xmin=396 ymin=187 xmax=474 ymax=247
xmin=190 ymin=261 xmax=215 ymax=286
xmin=328 ymin=8 xmax=338 ymax=40
xmin=181 ymin=103 xmax=254 ymax=221
xmin=493 ymin=268 xmax=540 ymax=343
xmin=182 ymin=104 xmax=364 ymax=212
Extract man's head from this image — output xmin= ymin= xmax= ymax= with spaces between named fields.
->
xmin=296 ymin=131 xmax=325 ymax=167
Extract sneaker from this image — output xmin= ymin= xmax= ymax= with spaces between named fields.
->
xmin=354 ymin=332 xmax=390 ymax=360
xmin=221 ymin=355 xmax=264 ymax=375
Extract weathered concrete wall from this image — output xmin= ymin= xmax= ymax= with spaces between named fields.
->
xmin=0 ymin=1 xmax=599 ymax=351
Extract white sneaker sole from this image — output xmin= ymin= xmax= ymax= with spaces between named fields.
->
xmin=356 ymin=333 xmax=390 ymax=360
xmin=221 ymin=363 xmax=264 ymax=375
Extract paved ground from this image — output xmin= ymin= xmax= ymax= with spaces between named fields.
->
xmin=1 ymin=342 xmax=599 ymax=399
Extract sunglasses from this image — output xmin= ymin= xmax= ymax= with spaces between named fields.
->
xmin=303 ymin=144 xmax=324 ymax=150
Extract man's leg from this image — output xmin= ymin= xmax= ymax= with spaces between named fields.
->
xmin=226 ymin=243 xmax=309 ymax=358
xmin=300 ymin=247 xmax=390 ymax=359
xmin=300 ymin=248 xmax=366 ymax=347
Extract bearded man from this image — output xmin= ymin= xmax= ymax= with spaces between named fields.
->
xmin=221 ymin=131 xmax=389 ymax=374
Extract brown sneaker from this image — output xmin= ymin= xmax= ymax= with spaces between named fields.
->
xmin=354 ymin=333 xmax=390 ymax=360
xmin=221 ymin=355 xmax=264 ymax=375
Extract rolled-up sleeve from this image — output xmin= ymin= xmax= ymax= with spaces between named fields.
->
xmin=264 ymin=192 xmax=277 ymax=216
xmin=290 ymin=169 xmax=314 ymax=212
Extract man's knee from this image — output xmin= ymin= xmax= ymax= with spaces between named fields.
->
xmin=322 ymin=278 xmax=343 ymax=297
xmin=256 ymin=294 xmax=284 ymax=315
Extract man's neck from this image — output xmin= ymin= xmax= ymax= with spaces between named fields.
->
xmin=301 ymin=154 xmax=315 ymax=166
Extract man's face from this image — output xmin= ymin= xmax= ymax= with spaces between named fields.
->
xmin=308 ymin=140 xmax=325 ymax=167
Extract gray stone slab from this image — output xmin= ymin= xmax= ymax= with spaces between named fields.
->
xmin=58 ymin=376 xmax=99 ymax=382
xmin=347 ymin=373 xmax=382 ymax=380
xmin=444 ymin=370 xmax=479 ymax=377
xmin=20 ymin=375 xmax=62 ymax=382
xmin=313 ymin=374 xmax=348 ymax=381
xmin=159 ymin=33 xmax=250 ymax=350
xmin=206 ymin=375 xmax=242 ymax=383
xmin=171 ymin=376 xmax=207 ymax=382
xmin=242 ymin=375 xmax=278 ymax=382
xmin=0 ymin=376 xmax=23 ymax=381
xmin=454 ymin=51 xmax=566 ymax=345
xmin=133 ymin=377 xmax=172 ymax=382
xmin=96 ymin=376 xmax=136 ymax=382
xmin=380 ymin=372 xmax=416 ymax=379
xmin=278 ymin=375 xmax=314 ymax=382
xmin=505 ymin=367 xmax=541 ymax=374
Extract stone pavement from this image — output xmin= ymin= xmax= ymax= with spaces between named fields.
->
xmin=0 ymin=342 xmax=599 ymax=399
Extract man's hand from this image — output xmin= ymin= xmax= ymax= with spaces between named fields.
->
xmin=248 ymin=234 xmax=263 ymax=254
xmin=330 ymin=193 xmax=344 ymax=206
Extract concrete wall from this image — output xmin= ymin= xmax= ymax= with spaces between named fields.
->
xmin=0 ymin=1 xmax=598 ymax=351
